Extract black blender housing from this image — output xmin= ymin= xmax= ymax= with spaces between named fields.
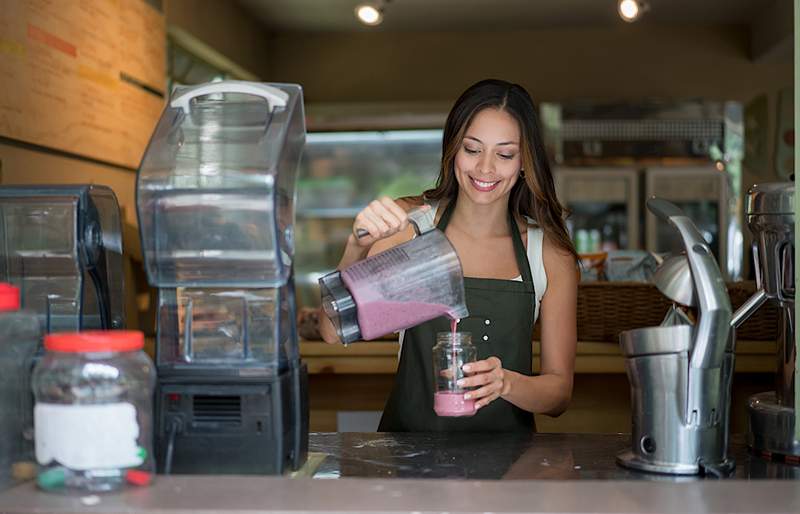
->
xmin=136 ymin=81 xmax=308 ymax=475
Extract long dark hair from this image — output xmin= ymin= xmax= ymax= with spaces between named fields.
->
xmin=421 ymin=79 xmax=577 ymax=261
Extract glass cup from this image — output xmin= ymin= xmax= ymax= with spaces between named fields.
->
xmin=432 ymin=331 xmax=477 ymax=417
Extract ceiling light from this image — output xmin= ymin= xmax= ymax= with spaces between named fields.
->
xmin=618 ymin=0 xmax=649 ymax=23
xmin=355 ymin=3 xmax=383 ymax=26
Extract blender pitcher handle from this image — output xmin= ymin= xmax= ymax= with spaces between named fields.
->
xmin=171 ymin=81 xmax=289 ymax=114
xmin=355 ymin=206 xmax=435 ymax=239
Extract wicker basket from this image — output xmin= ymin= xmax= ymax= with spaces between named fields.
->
xmin=533 ymin=281 xmax=779 ymax=343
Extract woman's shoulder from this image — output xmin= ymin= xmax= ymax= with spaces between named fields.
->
xmin=540 ymin=233 xmax=579 ymax=285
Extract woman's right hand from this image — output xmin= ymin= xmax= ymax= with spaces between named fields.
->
xmin=350 ymin=196 xmax=413 ymax=248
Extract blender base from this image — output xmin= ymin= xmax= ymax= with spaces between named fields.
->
xmin=616 ymin=450 xmax=735 ymax=476
xmin=747 ymin=391 xmax=800 ymax=459
xmin=155 ymin=364 xmax=309 ymax=475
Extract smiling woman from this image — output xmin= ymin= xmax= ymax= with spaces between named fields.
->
xmin=319 ymin=79 xmax=579 ymax=433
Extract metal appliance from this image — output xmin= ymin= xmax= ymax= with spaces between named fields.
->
xmin=732 ymin=183 xmax=797 ymax=459
xmin=617 ymin=198 xmax=734 ymax=475
xmin=0 ymin=185 xmax=125 ymax=332
xmin=136 ymin=81 xmax=308 ymax=474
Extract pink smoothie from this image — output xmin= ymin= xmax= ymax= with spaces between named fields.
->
xmin=434 ymin=392 xmax=476 ymax=417
xmin=352 ymin=299 xmax=454 ymax=340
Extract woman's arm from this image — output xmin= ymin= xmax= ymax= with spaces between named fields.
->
xmin=459 ymin=235 xmax=578 ymax=415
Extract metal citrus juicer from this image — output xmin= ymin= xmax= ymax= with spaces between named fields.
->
xmin=730 ymin=183 xmax=797 ymax=460
xmin=617 ymin=197 xmax=734 ymax=475
xmin=319 ymin=207 xmax=469 ymax=344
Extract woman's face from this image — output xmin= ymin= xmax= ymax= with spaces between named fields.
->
xmin=454 ymin=107 xmax=522 ymax=206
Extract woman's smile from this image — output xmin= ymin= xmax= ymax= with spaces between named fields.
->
xmin=469 ymin=175 xmax=501 ymax=192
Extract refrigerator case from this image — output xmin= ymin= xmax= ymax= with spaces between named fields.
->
xmin=0 ymin=185 xmax=125 ymax=332
xmin=645 ymin=167 xmax=732 ymax=277
xmin=554 ymin=167 xmax=640 ymax=251
xmin=136 ymin=81 xmax=308 ymax=475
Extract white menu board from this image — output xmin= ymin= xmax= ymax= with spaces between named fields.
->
xmin=0 ymin=0 xmax=166 ymax=169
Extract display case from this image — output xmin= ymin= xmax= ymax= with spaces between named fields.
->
xmin=554 ymin=167 xmax=640 ymax=251
xmin=645 ymin=166 xmax=730 ymax=273
xmin=295 ymin=129 xmax=442 ymax=310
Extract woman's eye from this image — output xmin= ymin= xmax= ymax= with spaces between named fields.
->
xmin=464 ymin=146 xmax=479 ymax=155
xmin=498 ymin=153 xmax=515 ymax=160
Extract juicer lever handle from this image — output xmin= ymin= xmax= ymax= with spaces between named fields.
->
xmin=171 ymin=81 xmax=289 ymax=114
xmin=647 ymin=197 xmax=686 ymax=222
xmin=646 ymin=197 xmax=732 ymax=370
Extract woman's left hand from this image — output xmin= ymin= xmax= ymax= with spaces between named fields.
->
xmin=458 ymin=356 xmax=510 ymax=410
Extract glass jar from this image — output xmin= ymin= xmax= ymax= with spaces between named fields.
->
xmin=32 ymin=331 xmax=156 ymax=493
xmin=432 ymin=331 xmax=477 ymax=417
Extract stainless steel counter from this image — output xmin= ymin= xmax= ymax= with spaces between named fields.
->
xmin=309 ymin=432 xmax=800 ymax=480
xmin=0 ymin=433 xmax=798 ymax=514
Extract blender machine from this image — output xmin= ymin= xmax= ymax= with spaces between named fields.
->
xmin=0 ymin=185 xmax=125 ymax=332
xmin=136 ymin=81 xmax=308 ymax=474
xmin=732 ymin=183 xmax=797 ymax=461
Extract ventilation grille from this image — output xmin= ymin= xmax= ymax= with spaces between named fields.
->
xmin=192 ymin=395 xmax=242 ymax=425
xmin=560 ymin=119 xmax=724 ymax=141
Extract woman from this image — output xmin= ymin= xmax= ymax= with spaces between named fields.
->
xmin=319 ymin=79 xmax=578 ymax=432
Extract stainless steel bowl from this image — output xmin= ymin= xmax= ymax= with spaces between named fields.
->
xmin=653 ymin=254 xmax=696 ymax=307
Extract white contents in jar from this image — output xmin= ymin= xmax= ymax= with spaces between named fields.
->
xmin=35 ymin=403 xmax=143 ymax=470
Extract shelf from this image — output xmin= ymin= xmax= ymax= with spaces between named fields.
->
xmin=299 ymin=340 xmax=779 ymax=375
xmin=296 ymin=207 xmax=362 ymax=219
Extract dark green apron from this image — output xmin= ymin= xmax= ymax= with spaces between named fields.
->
xmin=378 ymin=200 xmax=536 ymax=432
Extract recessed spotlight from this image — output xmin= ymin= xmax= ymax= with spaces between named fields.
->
xmin=355 ymin=3 xmax=383 ymax=26
xmin=618 ymin=0 xmax=649 ymax=23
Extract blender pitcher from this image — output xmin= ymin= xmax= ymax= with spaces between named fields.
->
xmin=320 ymin=208 xmax=469 ymax=343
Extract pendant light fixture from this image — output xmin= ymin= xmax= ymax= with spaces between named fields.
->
xmin=618 ymin=0 xmax=649 ymax=23
xmin=355 ymin=0 xmax=389 ymax=26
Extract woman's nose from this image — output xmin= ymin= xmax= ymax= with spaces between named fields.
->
xmin=477 ymin=151 xmax=495 ymax=175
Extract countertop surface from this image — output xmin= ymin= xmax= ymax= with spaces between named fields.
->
xmin=308 ymin=432 xmax=800 ymax=480
xmin=1 ymin=433 xmax=798 ymax=514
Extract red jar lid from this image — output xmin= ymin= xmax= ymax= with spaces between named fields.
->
xmin=0 ymin=283 xmax=20 ymax=312
xmin=45 ymin=330 xmax=144 ymax=353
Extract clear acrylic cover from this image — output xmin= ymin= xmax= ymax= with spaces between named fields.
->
xmin=0 ymin=186 xmax=125 ymax=332
xmin=136 ymin=81 xmax=306 ymax=288
xmin=156 ymin=284 xmax=298 ymax=375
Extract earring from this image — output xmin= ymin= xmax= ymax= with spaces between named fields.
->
xmin=519 ymin=169 xmax=525 ymax=177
